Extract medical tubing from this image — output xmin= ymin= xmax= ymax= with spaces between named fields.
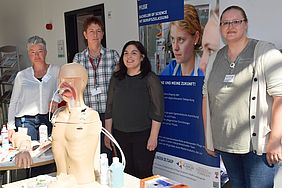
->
xmin=49 ymin=88 xmax=60 ymax=122
xmin=101 ymin=127 xmax=126 ymax=168
xmin=49 ymin=86 xmax=126 ymax=167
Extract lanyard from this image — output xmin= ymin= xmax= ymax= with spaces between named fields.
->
xmin=89 ymin=53 xmax=102 ymax=86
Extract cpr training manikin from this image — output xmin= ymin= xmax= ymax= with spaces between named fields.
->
xmin=48 ymin=63 xmax=102 ymax=188
xmin=10 ymin=63 xmax=125 ymax=187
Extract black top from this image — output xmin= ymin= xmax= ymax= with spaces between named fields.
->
xmin=105 ymin=72 xmax=164 ymax=132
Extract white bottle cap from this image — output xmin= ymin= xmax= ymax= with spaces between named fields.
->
xmin=113 ymin=157 xmax=119 ymax=163
xmin=100 ymin=153 xmax=107 ymax=158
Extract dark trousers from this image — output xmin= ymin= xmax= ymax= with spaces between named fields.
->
xmin=99 ymin=113 xmax=113 ymax=165
xmin=113 ymin=128 xmax=155 ymax=179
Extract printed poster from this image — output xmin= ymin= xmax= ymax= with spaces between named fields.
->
xmin=153 ymin=76 xmax=220 ymax=188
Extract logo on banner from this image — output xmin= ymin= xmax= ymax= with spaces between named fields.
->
xmin=176 ymin=160 xmax=194 ymax=171
xmin=155 ymin=155 xmax=174 ymax=164
xmin=137 ymin=0 xmax=184 ymax=26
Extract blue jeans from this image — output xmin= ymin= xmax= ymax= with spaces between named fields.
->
xmin=218 ymin=150 xmax=278 ymax=188
xmin=15 ymin=114 xmax=52 ymax=140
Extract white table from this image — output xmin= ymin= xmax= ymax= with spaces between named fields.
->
xmin=3 ymin=173 xmax=140 ymax=188
xmin=0 ymin=149 xmax=54 ymax=183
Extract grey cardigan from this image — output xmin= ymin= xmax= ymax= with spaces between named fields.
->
xmin=203 ymin=40 xmax=282 ymax=155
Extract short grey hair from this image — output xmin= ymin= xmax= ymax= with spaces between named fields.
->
xmin=27 ymin=36 xmax=46 ymax=50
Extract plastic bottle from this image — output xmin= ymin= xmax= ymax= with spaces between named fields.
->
xmin=109 ymin=157 xmax=124 ymax=188
xmin=1 ymin=125 xmax=9 ymax=149
xmin=39 ymin=124 xmax=48 ymax=143
xmin=100 ymin=153 xmax=109 ymax=185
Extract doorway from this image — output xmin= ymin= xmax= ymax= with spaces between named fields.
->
xmin=64 ymin=4 xmax=106 ymax=63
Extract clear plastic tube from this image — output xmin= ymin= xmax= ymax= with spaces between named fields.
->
xmin=101 ymin=127 xmax=126 ymax=168
xmin=48 ymin=87 xmax=60 ymax=122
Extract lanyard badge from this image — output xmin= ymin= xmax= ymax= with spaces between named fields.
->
xmin=89 ymin=54 xmax=102 ymax=96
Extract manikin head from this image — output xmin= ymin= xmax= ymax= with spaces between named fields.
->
xmin=58 ymin=63 xmax=88 ymax=108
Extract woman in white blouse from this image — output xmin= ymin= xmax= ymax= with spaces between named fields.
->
xmin=7 ymin=36 xmax=60 ymax=141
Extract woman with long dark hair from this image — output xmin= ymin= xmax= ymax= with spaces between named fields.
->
xmin=104 ymin=41 xmax=164 ymax=178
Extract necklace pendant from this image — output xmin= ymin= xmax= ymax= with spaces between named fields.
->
xmin=230 ymin=63 xmax=235 ymax=69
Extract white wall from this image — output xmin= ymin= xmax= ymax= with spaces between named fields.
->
xmin=1 ymin=0 xmax=282 ymax=67
xmin=0 ymin=0 xmax=46 ymax=69
xmin=41 ymin=0 xmax=139 ymax=64
xmin=185 ymin=0 xmax=282 ymax=50
xmin=220 ymin=0 xmax=282 ymax=49
xmin=0 ymin=0 xmax=139 ymax=67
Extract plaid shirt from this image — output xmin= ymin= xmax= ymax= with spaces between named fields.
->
xmin=73 ymin=46 xmax=119 ymax=113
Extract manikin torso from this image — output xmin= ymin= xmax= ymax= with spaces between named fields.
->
xmin=48 ymin=63 xmax=102 ymax=188
xmin=51 ymin=107 xmax=101 ymax=184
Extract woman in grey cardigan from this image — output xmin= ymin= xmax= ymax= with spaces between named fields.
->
xmin=203 ymin=5 xmax=282 ymax=188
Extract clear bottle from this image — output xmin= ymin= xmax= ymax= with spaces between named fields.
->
xmin=100 ymin=153 xmax=109 ymax=185
xmin=1 ymin=125 xmax=9 ymax=149
xmin=39 ymin=124 xmax=48 ymax=143
xmin=109 ymin=157 xmax=124 ymax=188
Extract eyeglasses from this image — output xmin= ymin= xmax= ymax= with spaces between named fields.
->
xmin=220 ymin=19 xmax=246 ymax=27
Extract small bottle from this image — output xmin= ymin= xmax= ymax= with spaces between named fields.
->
xmin=1 ymin=125 xmax=9 ymax=149
xmin=39 ymin=124 xmax=48 ymax=143
xmin=18 ymin=117 xmax=28 ymax=135
xmin=109 ymin=157 xmax=124 ymax=188
xmin=100 ymin=153 xmax=109 ymax=185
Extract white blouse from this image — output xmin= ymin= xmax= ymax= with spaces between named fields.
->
xmin=7 ymin=64 xmax=61 ymax=130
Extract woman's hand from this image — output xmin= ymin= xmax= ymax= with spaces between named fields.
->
xmin=104 ymin=136 xmax=112 ymax=151
xmin=15 ymin=151 xmax=32 ymax=168
xmin=205 ymin=147 xmax=217 ymax=157
xmin=8 ymin=129 xmax=15 ymax=142
xmin=147 ymin=135 xmax=158 ymax=151
xmin=104 ymin=119 xmax=113 ymax=151
xmin=147 ymin=120 xmax=161 ymax=151
xmin=266 ymin=136 xmax=282 ymax=166
xmin=267 ymin=96 xmax=282 ymax=165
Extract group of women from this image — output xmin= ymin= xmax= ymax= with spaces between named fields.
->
xmin=6 ymin=3 xmax=282 ymax=188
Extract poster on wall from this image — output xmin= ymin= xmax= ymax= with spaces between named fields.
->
xmin=138 ymin=0 xmax=219 ymax=75
xmin=137 ymin=0 xmax=184 ymax=26
xmin=154 ymin=76 xmax=220 ymax=188
xmin=138 ymin=0 xmax=183 ymax=74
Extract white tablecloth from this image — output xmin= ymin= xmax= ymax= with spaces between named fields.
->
xmin=3 ymin=173 xmax=140 ymax=188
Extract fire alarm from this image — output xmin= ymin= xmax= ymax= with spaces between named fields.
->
xmin=46 ymin=23 xmax=53 ymax=30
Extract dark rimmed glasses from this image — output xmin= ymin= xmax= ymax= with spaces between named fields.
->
xmin=220 ymin=19 xmax=246 ymax=27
